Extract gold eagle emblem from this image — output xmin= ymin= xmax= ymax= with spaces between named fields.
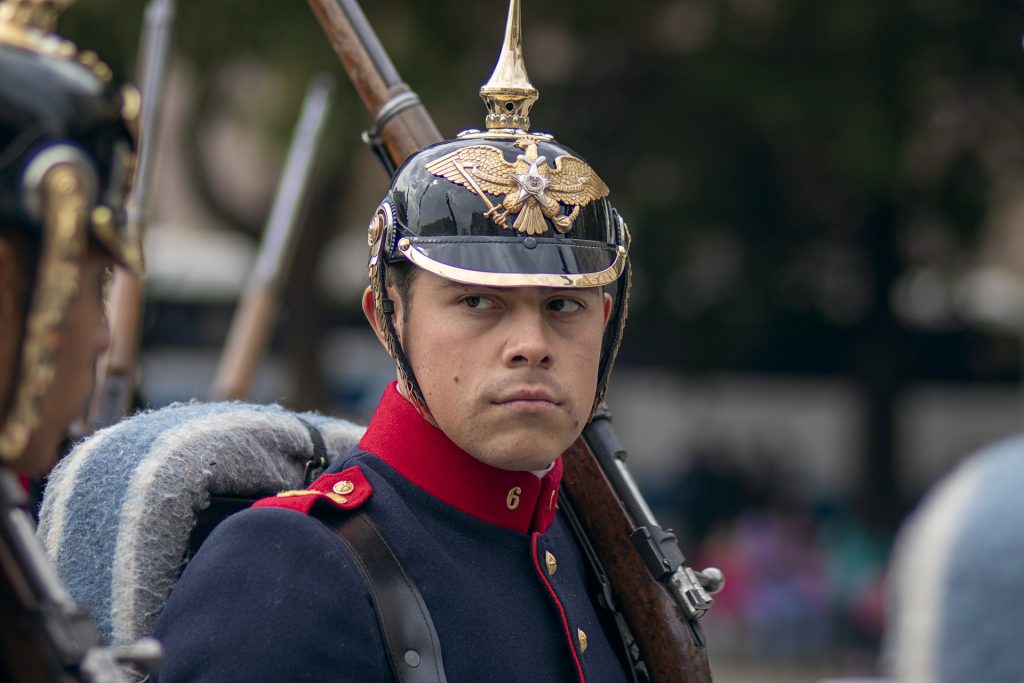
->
xmin=424 ymin=137 xmax=609 ymax=236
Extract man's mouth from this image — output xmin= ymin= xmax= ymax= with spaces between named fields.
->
xmin=492 ymin=388 xmax=562 ymax=412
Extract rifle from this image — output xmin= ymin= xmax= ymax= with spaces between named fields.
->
xmin=210 ymin=75 xmax=334 ymax=401
xmin=89 ymin=0 xmax=175 ymax=430
xmin=0 ymin=470 xmax=161 ymax=682
xmin=305 ymin=0 xmax=440 ymax=173
xmin=305 ymin=1 xmax=720 ymax=680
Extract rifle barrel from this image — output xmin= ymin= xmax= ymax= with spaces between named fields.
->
xmin=251 ymin=75 xmax=334 ymax=289
xmin=129 ymin=0 xmax=175 ymax=222
xmin=210 ymin=76 xmax=334 ymax=401
xmin=88 ymin=0 xmax=176 ymax=430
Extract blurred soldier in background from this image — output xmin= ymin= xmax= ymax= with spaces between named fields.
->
xmin=0 ymin=0 xmax=143 ymax=476
xmin=0 ymin=0 xmax=155 ymax=679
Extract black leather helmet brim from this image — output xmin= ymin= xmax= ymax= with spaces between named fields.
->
xmin=398 ymin=235 xmax=623 ymax=288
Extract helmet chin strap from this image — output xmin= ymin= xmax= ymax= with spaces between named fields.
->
xmin=591 ymin=262 xmax=631 ymax=417
xmin=374 ymin=263 xmax=430 ymax=416
xmin=393 ymin=376 xmax=437 ymax=425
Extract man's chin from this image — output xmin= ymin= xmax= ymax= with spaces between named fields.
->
xmin=468 ymin=435 xmax=572 ymax=472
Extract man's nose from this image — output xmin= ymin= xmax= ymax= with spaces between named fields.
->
xmin=502 ymin=309 xmax=553 ymax=368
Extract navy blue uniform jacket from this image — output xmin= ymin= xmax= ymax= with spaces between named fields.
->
xmin=153 ymin=384 xmax=629 ymax=682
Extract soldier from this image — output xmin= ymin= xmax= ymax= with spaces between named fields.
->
xmin=0 ymin=0 xmax=143 ymax=475
xmin=0 ymin=0 xmax=152 ymax=679
xmin=152 ymin=2 xmax=633 ymax=681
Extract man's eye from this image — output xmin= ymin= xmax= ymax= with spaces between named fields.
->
xmin=549 ymin=298 xmax=583 ymax=313
xmin=462 ymin=295 xmax=494 ymax=310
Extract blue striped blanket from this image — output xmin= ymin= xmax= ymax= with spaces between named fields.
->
xmin=885 ymin=434 xmax=1024 ymax=682
xmin=37 ymin=401 xmax=365 ymax=646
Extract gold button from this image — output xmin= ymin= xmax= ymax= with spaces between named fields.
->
xmin=577 ymin=628 xmax=588 ymax=654
xmin=333 ymin=480 xmax=355 ymax=495
xmin=545 ymin=551 xmax=557 ymax=576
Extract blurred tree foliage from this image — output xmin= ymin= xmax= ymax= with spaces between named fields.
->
xmin=59 ymin=0 xmax=1024 ymax=520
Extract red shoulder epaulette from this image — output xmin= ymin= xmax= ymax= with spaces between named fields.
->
xmin=252 ymin=466 xmax=372 ymax=514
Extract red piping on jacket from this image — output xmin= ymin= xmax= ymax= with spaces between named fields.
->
xmin=531 ymin=532 xmax=586 ymax=683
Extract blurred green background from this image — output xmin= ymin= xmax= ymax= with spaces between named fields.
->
xmin=58 ymin=1 xmax=1024 ymax=679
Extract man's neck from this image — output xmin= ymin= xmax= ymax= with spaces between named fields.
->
xmin=393 ymin=380 xmax=556 ymax=475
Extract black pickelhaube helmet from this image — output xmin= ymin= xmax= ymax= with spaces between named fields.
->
xmin=368 ymin=0 xmax=631 ymax=414
xmin=0 ymin=0 xmax=141 ymax=464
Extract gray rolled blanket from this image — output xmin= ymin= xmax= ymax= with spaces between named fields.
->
xmin=37 ymin=401 xmax=365 ymax=646
xmin=885 ymin=433 xmax=1024 ymax=683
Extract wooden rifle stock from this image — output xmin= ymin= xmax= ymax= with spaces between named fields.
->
xmin=306 ymin=0 xmax=441 ymax=172
xmin=306 ymin=1 xmax=715 ymax=680
xmin=563 ymin=431 xmax=713 ymax=682
xmin=0 ymin=471 xmax=161 ymax=682
xmin=210 ymin=75 xmax=333 ymax=401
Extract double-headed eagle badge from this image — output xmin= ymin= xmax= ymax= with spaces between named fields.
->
xmin=425 ymin=137 xmax=609 ymax=236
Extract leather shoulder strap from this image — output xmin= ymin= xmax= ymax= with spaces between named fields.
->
xmin=331 ymin=511 xmax=447 ymax=683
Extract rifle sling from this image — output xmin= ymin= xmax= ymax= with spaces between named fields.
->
xmin=560 ymin=493 xmax=648 ymax=683
xmin=329 ymin=510 xmax=447 ymax=683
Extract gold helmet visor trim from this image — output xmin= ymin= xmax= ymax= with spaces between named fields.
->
xmin=397 ymin=237 xmax=627 ymax=289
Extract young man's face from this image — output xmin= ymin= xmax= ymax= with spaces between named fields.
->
xmin=4 ymin=245 xmax=112 ymax=474
xmin=366 ymin=270 xmax=612 ymax=472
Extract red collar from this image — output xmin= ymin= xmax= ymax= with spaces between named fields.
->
xmin=359 ymin=383 xmax=561 ymax=535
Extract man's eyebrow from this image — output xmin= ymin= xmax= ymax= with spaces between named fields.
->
xmin=438 ymin=280 xmax=601 ymax=297
xmin=437 ymin=280 xmax=503 ymax=293
xmin=437 ymin=280 xmax=473 ymax=290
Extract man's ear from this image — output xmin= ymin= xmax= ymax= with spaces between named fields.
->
xmin=361 ymin=286 xmax=388 ymax=349
xmin=362 ymin=285 xmax=406 ymax=349
xmin=602 ymin=292 xmax=613 ymax=327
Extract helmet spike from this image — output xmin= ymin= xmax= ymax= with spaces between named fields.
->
xmin=480 ymin=0 xmax=538 ymax=131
